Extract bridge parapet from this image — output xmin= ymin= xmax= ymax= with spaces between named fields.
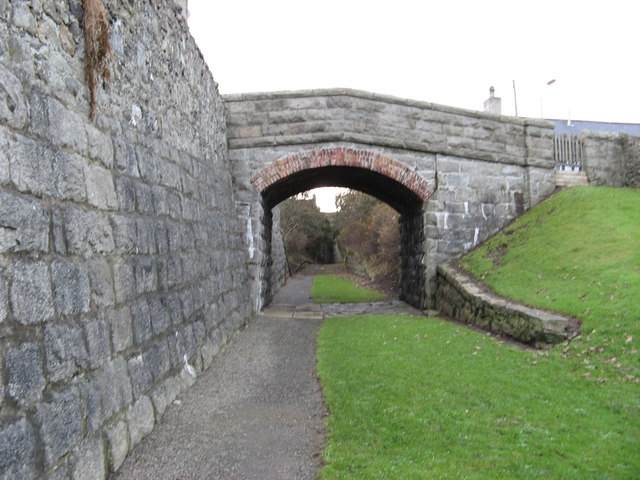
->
xmin=225 ymin=89 xmax=555 ymax=168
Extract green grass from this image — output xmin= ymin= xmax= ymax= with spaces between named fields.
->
xmin=318 ymin=315 xmax=639 ymax=479
xmin=461 ymin=186 xmax=640 ymax=381
xmin=317 ymin=187 xmax=640 ymax=479
xmin=312 ymin=274 xmax=386 ymax=303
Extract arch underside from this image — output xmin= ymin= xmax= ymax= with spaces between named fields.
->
xmin=262 ymin=166 xmax=423 ymax=213
xmin=254 ymin=151 xmax=430 ymax=310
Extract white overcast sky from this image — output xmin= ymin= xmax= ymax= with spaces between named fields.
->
xmin=188 ymin=0 xmax=638 ymax=123
xmin=187 ymin=0 xmax=638 ymax=211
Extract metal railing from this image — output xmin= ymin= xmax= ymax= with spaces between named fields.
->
xmin=554 ymin=135 xmax=584 ymax=171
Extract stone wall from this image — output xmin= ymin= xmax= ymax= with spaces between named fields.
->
xmin=582 ymin=132 xmax=640 ymax=188
xmin=0 ymin=1 xmax=250 ymax=478
xmin=436 ymin=263 xmax=580 ymax=347
xmin=423 ymin=157 xmax=556 ymax=305
xmin=625 ymin=136 xmax=640 ymax=188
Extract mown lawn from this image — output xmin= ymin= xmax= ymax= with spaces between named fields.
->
xmin=461 ymin=186 xmax=640 ymax=382
xmin=312 ymin=274 xmax=386 ymax=303
xmin=317 ymin=187 xmax=640 ymax=479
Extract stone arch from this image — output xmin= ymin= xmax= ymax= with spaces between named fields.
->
xmin=251 ymin=147 xmax=433 ymax=208
xmin=251 ymin=147 xmax=433 ymax=309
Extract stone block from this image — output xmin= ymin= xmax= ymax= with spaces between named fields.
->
xmin=134 ymin=181 xmax=154 ymax=215
xmin=130 ymin=299 xmax=152 ymax=345
xmin=0 ymin=190 xmax=50 ymax=253
xmin=182 ymin=324 xmax=196 ymax=358
xmin=111 ymin=214 xmax=137 ymax=254
xmin=167 ymin=330 xmax=186 ymax=368
xmin=0 ymin=275 xmax=7 ymax=323
xmin=51 ymin=207 xmax=67 ymax=253
xmin=114 ymin=175 xmax=136 ymax=212
xmin=85 ymin=163 xmax=118 ymax=211
xmin=146 ymin=339 xmax=171 ymax=382
xmin=86 ymin=124 xmax=114 ymax=169
xmin=166 ymin=222 xmax=182 ymax=251
xmin=105 ymin=420 xmax=129 ymax=471
xmin=114 ymin=141 xmax=139 ymax=177
xmin=132 ymin=218 xmax=154 ymax=255
xmin=72 ymin=436 xmax=105 ymax=480
xmin=47 ymin=97 xmax=88 ymax=154
xmin=53 ymin=150 xmax=87 ymax=202
xmin=127 ymin=352 xmax=153 ymax=398
xmin=0 ymin=130 xmax=9 ymax=185
xmin=127 ymin=395 xmax=154 ymax=448
xmin=112 ymin=258 xmax=135 ymax=304
xmin=63 ymin=206 xmax=115 ymax=257
xmin=80 ymin=357 xmax=132 ymax=436
xmin=157 ymin=158 xmax=181 ymax=190
xmin=0 ymin=64 xmax=28 ymax=129
xmin=0 ymin=417 xmax=37 ymax=479
xmin=9 ymin=135 xmax=55 ymax=197
xmin=10 ymin=260 xmax=54 ymax=324
xmin=147 ymin=295 xmax=171 ymax=335
xmin=52 ymin=259 xmax=91 ymax=316
xmin=150 ymin=382 xmax=169 ymax=419
xmin=155 ymin=221 xmax=169 ymax=255
xmin=82 ymin=315 xmax=111 ymax=369
xmin=133 ymin=256 xmax=157 ymax=295
xmin=87 ymin=257 xmax=114 ymax=308
xmin=192 ymin=319 xmax=205 ymax=344
xmin=109 ymin=305 xmax=133 ymax=353
xmin=36 ymin=386 xmax=84 ymax=468
xmin=136 ymin=146 xmax=160 ymax=183
xmin=166 ymin=291 xmax=183 ymax=326
xmin=150 ymin=185 xmax=168 ymax=217
xmin=6 ymin=343 xmax=45 ymax=406
xmin=44 ymin=323 xmax=88 ymax=383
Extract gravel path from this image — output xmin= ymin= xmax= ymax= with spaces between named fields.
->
xmin=111 ymin=273 xmax=326 ymax=480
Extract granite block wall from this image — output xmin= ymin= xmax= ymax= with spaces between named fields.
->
xmin=0 ymin=1 xmax=251 ymax=478
xmin=582 ymin=132 xmax=640 ymax=188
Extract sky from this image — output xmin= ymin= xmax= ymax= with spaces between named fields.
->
xmin=187 ymin=0 xmax=638 ymax=210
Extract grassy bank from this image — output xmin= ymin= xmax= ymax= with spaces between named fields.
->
xmin=317 ymin=187 xmax=640 ymax=478
xmin=461 ymin=186 xmax=639 ymax=382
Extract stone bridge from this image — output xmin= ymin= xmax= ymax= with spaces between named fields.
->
xmin=3 ymin=2 xmax=635 ymax=478
xmin=225 ymin=89 xmax=556 ymax=309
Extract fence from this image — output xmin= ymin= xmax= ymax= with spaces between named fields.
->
xmin=554 ymin=134 xmax=584 ymax=171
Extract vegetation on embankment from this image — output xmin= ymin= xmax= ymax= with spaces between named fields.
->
xmin=317 ymin=186 xmax=640 ymax=479
xmin=312 ymin=274 xmax=386 ymax=303
xmin=461 ymin=186 xmax=639 ymax=382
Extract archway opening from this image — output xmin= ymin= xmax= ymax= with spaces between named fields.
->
xmin=259 ymin=165 xmax=426 ymax=309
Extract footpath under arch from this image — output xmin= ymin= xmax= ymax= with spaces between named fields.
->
xmin=252 ymin=147 xmax=433 ymax=308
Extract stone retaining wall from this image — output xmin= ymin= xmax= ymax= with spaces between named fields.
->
xmin=0 ymin=1 xmax=250 ymax=478
xmin=582 ymin=132 xmax=640 ymax=188
xmin=436 ymin=263 xmax=580 ymax=347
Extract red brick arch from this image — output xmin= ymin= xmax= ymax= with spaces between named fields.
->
xmin=250 ymin=147 xmax=433 ymax=201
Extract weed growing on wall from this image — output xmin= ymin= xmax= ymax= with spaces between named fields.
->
xmin=83 ymin=0 xmax=112 ymax=120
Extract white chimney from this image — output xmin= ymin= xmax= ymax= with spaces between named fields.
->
xmin=483 ymin=86 xmax=502 ymax=115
